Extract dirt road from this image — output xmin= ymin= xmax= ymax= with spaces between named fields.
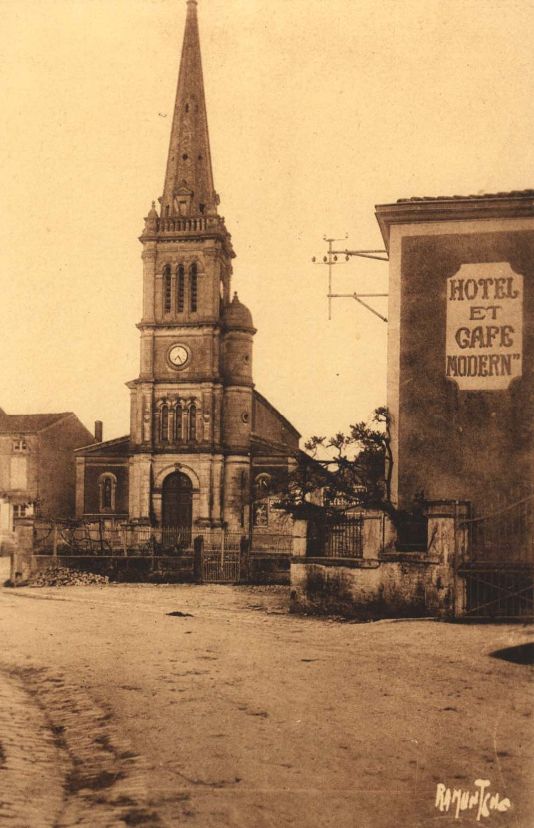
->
xmin=1 ymin=569 xmax=532 ymax=827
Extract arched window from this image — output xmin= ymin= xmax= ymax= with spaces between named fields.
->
xmin=190 ymin=263 xmax=198 ymax=312
xmin=188 ymin=404 xmax=197 ymax=441
xmin=177 ymin=265 xmax=185 ymax=313
xmin=174 ymin=403 xmax=183 ymax=442
xmin=254 ymin=473 xmax=271 ymax=498
xmin=103 ymin=478 xmax=112 ymax=508
xmin=163 ymin=265 xmax=172 ymax=313
xmin=161 ymin=405 xmax=169 ymax=442
xmin=98 ymin=473 xmax=117 ymax=513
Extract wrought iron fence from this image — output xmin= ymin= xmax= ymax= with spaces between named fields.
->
xmin=32 ymin=520 xmax=193 ymax=557
xmin=200 ymin=529 xmax=243 ymax=552
xmin=456 ymin=485 xmax=534 ymax=619
xmin=459 ymin=485 xmax=534 ymax=565
xmin=26 ymin=519 xmax=298 ymax=585
xmin=461 ymin=568 xmax=534 ymax=619
xmin=31 ymin=520 xmax=290 ymax=558
xmin=306 ymin=516 xmax=363 ymax=558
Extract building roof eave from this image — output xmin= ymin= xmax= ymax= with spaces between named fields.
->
xmin=375 ymin=191 xmax=534 ymax=251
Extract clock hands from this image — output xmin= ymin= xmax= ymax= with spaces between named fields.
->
xmin=169 ymin=345 xmax=189 ymax=368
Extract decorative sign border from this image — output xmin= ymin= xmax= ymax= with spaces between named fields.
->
xmin=445 ymin=262 xmax=523 ymax=391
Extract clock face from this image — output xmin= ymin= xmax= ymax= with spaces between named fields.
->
xmin=168 ymin=344 xmax=189 ymax=368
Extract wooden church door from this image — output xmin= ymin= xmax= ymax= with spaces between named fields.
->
xmin=162 ymin=473 xmax=192 ymax=544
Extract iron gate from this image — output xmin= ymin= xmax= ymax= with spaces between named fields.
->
xmin=456 ymin=485 xmax=534 ymax=619
xmin=200 ymin=532 xmax=242 ymax=584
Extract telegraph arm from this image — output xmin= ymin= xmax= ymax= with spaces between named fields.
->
xmin=333 ymin=249 xmax=388 ymax=262
xmin=330 ymin=292 xmax=388 ymax=323
xmin=312 ymin=234 xmax=389 ymax=321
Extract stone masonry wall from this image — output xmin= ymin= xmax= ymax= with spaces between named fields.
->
xmin=290 ymin=505 xmax=460 ymax=619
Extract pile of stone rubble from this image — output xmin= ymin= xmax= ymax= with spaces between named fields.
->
xmin=28 ymin=566 xmax=109 ymax=587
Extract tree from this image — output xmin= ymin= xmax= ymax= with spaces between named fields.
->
xmin=273 ymin=406 xmax=393 ymax=520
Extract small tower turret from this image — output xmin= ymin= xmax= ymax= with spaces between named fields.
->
xmin=221 ymin=292 xmax=255 ymax=530
xmin=221 ymin=292 xmax=255 ymax=451
xmin=221 ymin=292 xmax=255 ymax=386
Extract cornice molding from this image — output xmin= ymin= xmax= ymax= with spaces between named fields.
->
xmin=375 ymin=196 xmax=534 ymax=250
xmin=136 ymin=321 xmax=221 ymax=331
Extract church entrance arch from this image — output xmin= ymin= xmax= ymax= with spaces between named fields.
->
xmin=161 ymin=472 xmax=193 ymax=546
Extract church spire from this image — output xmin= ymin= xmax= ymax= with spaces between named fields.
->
xmin=161 ymin=0 xmax=218 ymax=219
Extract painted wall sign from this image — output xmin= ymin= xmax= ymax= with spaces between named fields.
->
xmin=446 ymin=262 xmax=523 ymax=390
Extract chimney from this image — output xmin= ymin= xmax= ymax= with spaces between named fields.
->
xmin=94 ymin=421 xmax=103 ymax=442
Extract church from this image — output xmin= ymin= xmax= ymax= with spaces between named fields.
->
xmin=75 ymin=0 xmax=300 ymax=538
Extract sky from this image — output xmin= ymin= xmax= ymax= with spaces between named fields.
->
xmin=1 ymin=0 xmax=533 ymax=444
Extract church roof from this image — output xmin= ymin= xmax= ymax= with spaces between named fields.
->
xmin=0 ymin=410 xmax=73 ymax=434
xmin=253 ymin=390 xmax=301 ymax=439
xmin=250 ymin=435 xmax=298 ymax=457
xmin=222 ymin=292 xmax=255 ymax=331
xmin=74 ymin=435 xmax=130 ymax=457
xmin=161 ymin=0 xmax=217 ymax=217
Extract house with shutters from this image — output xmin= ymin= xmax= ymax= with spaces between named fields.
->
xmin=0 ymin=409 xmax=95 ymax=531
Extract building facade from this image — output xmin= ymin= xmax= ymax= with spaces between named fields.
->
xmin=0 ymin=409 xmax=95 ymax=523
xmin=375 ymin=191 xmax=534 ymax=513
xmin=292 ymin=191 xmax=534 ymax=620
xmin=75 ymin=0 xmax=299 ymax=536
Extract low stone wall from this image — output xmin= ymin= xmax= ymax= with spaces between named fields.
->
xmin=290 ymin=557 xmax=433 ymax=619
xmin=290 ymin=502 xmax=462 ymax=619
xmin=10 ymin=552 xmax=195 ymax=584
xmin=12 ymin=551 xmax=290 ymax=586
xmin=246 ymin=552 xmax=290 ymax=585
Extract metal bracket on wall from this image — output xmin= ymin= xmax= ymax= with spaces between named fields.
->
xmin=312 ymin=234 xmax=389 ymax=321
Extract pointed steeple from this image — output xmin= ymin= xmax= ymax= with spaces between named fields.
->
xmin=161 ymin=0 xmax=218 ymax=219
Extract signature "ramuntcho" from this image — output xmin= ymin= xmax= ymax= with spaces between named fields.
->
xmin=435 ymin=779 xmax=511 ymax=821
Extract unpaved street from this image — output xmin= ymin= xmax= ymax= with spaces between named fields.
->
xmin=1 ymin=568 xmax=532 ymax=828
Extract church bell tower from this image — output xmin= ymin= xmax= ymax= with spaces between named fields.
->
xmin=127 ymin=0 xmax=255 ymax=530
